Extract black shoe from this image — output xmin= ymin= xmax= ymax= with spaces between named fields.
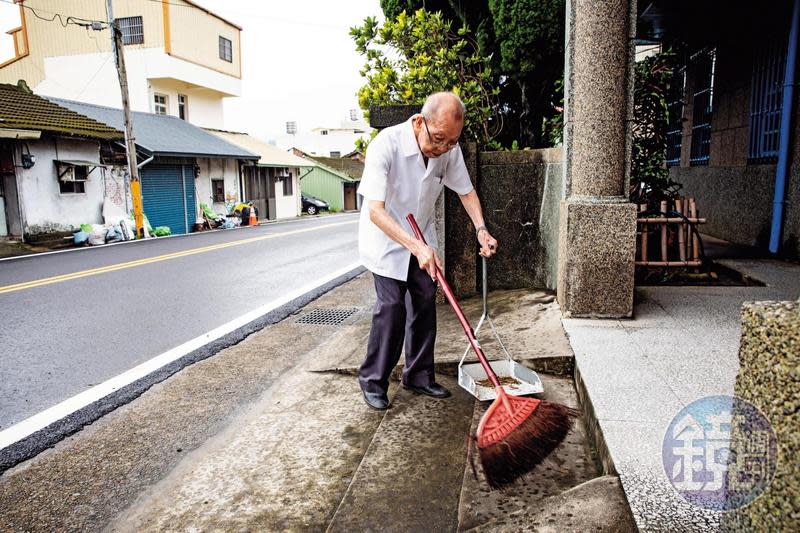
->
xmin=362 ymin=389 xmax=390 ymax=410
xmin=402 ymin=382 xmax=452 ymax=398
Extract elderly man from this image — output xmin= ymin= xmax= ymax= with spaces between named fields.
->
xmin=357 ymin=92 xmax=498 ymax=410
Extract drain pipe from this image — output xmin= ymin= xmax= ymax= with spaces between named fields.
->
xmin=770 ymin=0 xmax=800 ymax=254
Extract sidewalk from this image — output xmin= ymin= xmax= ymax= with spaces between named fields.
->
xmin=564 ymin=258 xmax=800 ymax=532
xmin=5 ymin=258 xmax=788 ymax=531
xmin=0 ymin=272 xmax=634 ymax=532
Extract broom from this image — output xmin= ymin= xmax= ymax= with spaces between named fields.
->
xmin=406 ymin=214 xmax=578 ymax=488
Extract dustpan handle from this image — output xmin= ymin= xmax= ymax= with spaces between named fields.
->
xmin=479 ymin=255 xmax=515 ymax=364
xmin=406 ymin=214 xmax=501 ymax=388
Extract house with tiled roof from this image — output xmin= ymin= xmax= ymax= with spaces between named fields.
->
xmin=0 ymin=80 xmax=124 ymax=239
xmin=0 ymin=80 xmax=258 ymax=240
xmin=49 ymin=97 xmax=258 ymax=234
xmin=206 ymin=129 xmax=311 ymax=220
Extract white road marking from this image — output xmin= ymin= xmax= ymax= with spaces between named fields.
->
xmin=0 ymin=261 xmax=363 ymax=452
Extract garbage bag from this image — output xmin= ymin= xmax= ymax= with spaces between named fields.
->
xmin=88 ymin=224 xmax=106 ymax=245
xmin=73 ymin=231 xmax=89 ymax=246
xmin=153 ymin=226 xmax=171 ymax=237
xmin=106 ymin=226 xmax=122 ymax=243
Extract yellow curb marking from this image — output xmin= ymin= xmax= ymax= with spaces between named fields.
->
xmin=0 ymin=220 xmax=357 ymax=295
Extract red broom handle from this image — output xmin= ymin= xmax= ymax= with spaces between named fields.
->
xmin=406 ymin=214 xmax=502 ymax=388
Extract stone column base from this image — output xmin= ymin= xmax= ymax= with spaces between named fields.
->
xmin=557 ymin=199 xmax=637 ymax=318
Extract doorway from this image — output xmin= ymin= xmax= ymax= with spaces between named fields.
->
xmin=244 ymin=166 xmax=275 ymax=220
xmin=0 ymin=142 xmax=22 ymax=237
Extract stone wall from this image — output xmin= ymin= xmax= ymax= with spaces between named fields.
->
xmin=723 ymin=300 xmax=799 ymax=531
xmin=477 ymin=148 xmax=563 ymax=291
xmin=366 ymin=105 xmax=565 ymax=295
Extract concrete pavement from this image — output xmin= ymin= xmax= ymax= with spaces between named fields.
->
xmin=0 ymin=272 xmax=635 ymax=532
xmin=564 ymin=258 xmax=800 ymax=532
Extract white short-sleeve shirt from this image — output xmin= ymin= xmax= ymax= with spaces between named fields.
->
xmin=358 ymin=116 xmax=474 ymax=281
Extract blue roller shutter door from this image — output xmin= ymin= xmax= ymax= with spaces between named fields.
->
xmin=140 ymin=164 xmax=196 ymax=235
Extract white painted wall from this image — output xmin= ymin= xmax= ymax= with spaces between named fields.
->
xmin=15 ymin=138 xmax=104 ymax=234
xmin=35 ymin=48 xmax=239 ymax=128
xmin=275 ymin=129 xmax=369 ymax=157
xmin=195 ymin=157 xmax=240 ymax=219
xmin=274 ymin=167 xmax=300 ymax=219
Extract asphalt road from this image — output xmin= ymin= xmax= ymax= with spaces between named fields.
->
xmin=0 ymin=213 xmax=360 ymax=431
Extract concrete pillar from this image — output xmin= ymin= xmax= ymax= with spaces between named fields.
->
xmin=557 ymin=0 xmax=638 ymax=317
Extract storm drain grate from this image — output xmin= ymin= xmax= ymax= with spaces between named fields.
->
xmin=296 ymin=307 xmax=359 ymax=325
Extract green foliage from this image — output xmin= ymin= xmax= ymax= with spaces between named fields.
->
xmin=351 ymin=9 xmax=500 ymax=148
xmin=630 ymin=51 xmax=682 ymax=204
xmin=489 ymin=0 xmax=563 ymax=78
xmin=375 ymin=1 xmax=565 ymax=148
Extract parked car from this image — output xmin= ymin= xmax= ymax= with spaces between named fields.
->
xmin=301 ymin=194 xmax=330 ymax=215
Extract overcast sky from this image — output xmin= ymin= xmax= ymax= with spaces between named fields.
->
xmin=0 ymin=0 xmax=384 ymax=140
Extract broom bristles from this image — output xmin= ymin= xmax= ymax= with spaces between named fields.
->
xmin=478 ymin=401 xmax=579 ymax=488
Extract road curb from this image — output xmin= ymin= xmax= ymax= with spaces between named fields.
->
xmin=0 ymin=264 xmax=366 ymax=474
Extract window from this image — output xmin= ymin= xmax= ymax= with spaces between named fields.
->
xmin=281 ymin=176 xmax=292 ymax=196
xmin=282 ymin=174 xmax=293 ymax=196
xmin=219 ymin=36 xmax=233 ymax=62
xmin=329 ymin=151 xmax=341 ymax=157
xmin=118 ymin=16 xmax=144 ymax=45
xmin=320 ymin=130 xmax=328 ymax=135
xmin=154 ymin=93 xmax=168 ymax=115
xmin=666 ymin=68 xmax=686 ymax=167
xmin=690 ymin=49 xmax=716 ymax=165
xmin=749 ymin=39 xmax=786 ymax=163
xmin=178 ymin=94 xmax=188 ymax=121
xmin=59 ymin=166 xmax=87 ymax=194
xmin=212 ymin=179 xmax=224 ymax=202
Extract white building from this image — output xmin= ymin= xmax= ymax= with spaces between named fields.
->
xmin=275 ymin=111 xmax=372 ymax=157
xmin=0 ymin=0 xmax=242 ymax=129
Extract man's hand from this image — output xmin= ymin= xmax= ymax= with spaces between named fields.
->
xmin=478 ymin=228 xmax=498 ymax=258
xmin=414 ymin=243 xmax=443 ymax=281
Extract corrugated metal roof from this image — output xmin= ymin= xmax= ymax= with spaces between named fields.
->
xmin=206 ymin=129 xmax=313 ymax=167
xmin=0 ymin=83 xmax=123 ymax=140
xmin=48 ymin=97 xmax=258 ymax=160
xmin=307 ymin=155 xmax=364 ymax=179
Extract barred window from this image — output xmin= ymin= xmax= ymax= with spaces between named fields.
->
xmin=749 ymin=39 xmax=786 ymax=163
xmin=119 ymin=16 xmax=143 ymax=45
xmin=690 ymin=49 xmax=716 ymax=166
xmin=666 ymin=68 xmax=686 ymax=167
xmin=219 ymin=36 xmax=233 ymax=62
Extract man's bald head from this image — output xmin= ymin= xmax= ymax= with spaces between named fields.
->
xmin=421 ymin=92 xmax=466 ymax=125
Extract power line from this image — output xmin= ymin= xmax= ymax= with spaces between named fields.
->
xmin=0 ymin=0 xmax=105 ymax=28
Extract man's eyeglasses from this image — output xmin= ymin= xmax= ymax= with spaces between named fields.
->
xmin=422 ymin=116 xmax=458 ymax=151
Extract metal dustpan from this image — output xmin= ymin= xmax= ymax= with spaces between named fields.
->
xmin=458 ymin=257 xmax=544 ymax=401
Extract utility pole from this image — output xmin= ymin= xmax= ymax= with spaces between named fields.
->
xmin=107 ymin=0 xmax=144 ymax=238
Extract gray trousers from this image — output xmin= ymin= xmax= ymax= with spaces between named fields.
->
xmin=358 ymin=256 xmax=437 ymax=394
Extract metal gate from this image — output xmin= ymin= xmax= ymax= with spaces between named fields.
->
xmin=140 ymin=164 xmax=196 ymax=235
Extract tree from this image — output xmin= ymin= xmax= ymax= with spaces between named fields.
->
xmin=351 ymin=9 xmax=500 ymax=149
xmin=630 ymin=50 xmax=682 ymax=205
xmin=377 ymin=0 xmax=565 ymax=149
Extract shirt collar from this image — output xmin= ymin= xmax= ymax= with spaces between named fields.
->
xmin=400 ymin=116 xmax=421 ymax=158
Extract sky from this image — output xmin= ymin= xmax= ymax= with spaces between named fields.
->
xmin=0 ymin=0 xmax=384 ymax=141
